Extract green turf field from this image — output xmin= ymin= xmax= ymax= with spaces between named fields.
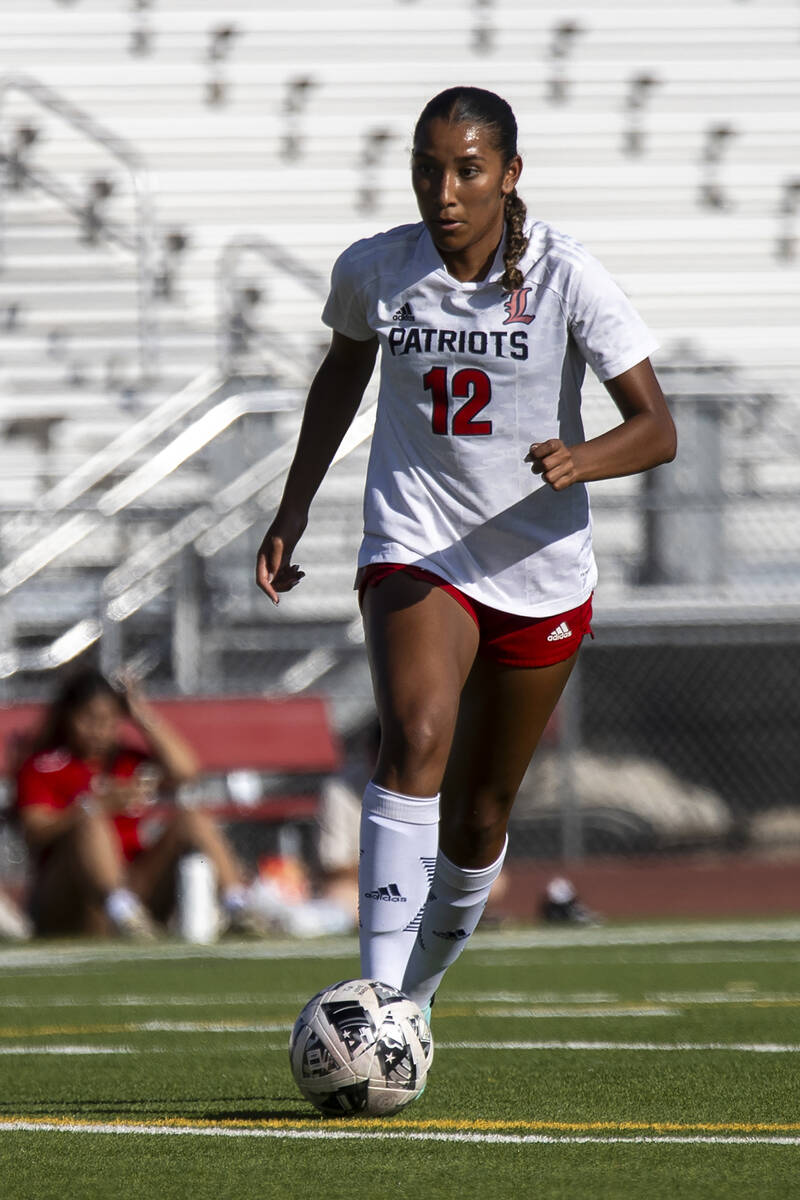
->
xmin=1 ymin=920 xmax=799 ymax=1199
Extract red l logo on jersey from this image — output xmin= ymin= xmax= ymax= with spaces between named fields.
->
xmin=502 ymin=287 xmax=535 ymax=325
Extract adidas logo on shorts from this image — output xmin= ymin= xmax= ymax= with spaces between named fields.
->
xmin=392 ymin=301 xmax=414 ymax=321
xmin=546 ymin=621 xmax=572 ymax=642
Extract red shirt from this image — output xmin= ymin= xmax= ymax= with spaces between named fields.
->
xmin=16 ymin=745 xmax=152 ymax=862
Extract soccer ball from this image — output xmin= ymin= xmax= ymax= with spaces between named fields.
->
xmin=289 ymin=978 xmax=433 ymax=1116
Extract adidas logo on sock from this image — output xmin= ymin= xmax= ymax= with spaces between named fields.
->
xmin=392 ymin=301 xmax=414 ymax=321
xmin=546 ymin=621 xmax=572 ymax=642
xmin=432 ymin=928 xmax=469 ymax=941
xmin=364 ymin=883 xmax=407 ymax=902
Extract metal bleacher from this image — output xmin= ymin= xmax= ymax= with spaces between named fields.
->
xmin=1 ymin=0 xmax=799 ymax=722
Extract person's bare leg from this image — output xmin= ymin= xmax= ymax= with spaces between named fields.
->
xmin=127 ymin=809 xmax=244 ymax=921
xmin=364 ymin=574 xmax=479 ymax=795
xmin=402 ymin=651 xmax=579 ymax=1007
xmin=32 ymin=810 xmax=128 ymax=935
xmin=358 ymin=574 xmax=479 ymax=984
xmin=440 ymin=651 xmax=579 ymax=867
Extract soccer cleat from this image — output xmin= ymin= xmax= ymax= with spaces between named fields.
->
xmin=422 ymin=992 xmax=436 ymax=1027
xmin=414 ymin=993 xmax=436 ymax=1100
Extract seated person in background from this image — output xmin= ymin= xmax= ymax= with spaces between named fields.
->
xmin=15 ymin=667 xmax=254 ymax=939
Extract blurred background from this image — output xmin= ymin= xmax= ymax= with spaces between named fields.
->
xmin=0 ymin=0 xmax=799 ymax=924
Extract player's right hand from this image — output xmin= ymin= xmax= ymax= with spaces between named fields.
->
xmin=255 ymin=517 xmax=306 ymax=606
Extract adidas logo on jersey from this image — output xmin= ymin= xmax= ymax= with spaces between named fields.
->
xmin=364 ymin=883 xmax=407 ymax=902
xmin=546 ymin=622 xmax=572 ymax=642
xmin=432 ymin=927 xmax=469 ymax=941
xmin=392 ymin=301 xmax=415 ymax=321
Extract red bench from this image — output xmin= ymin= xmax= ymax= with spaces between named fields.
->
xmin=0 ymin=694 xmax=342 ymax=826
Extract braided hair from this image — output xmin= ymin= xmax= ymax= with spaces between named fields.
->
xmin=413 ymin=86 xmax=529 ymax=291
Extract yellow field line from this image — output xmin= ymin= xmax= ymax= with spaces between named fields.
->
xmin=2 ymin=1114 xmax=799 ymax=1135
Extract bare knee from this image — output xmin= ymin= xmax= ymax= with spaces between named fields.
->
xmin=440 ymin=795 xmax=512 ymax=868
xmin=170 ymin=807 xmax=214 ymax=849
xmin=67 ymin=808 xmax=125 ymax=867
xmin=376 ymin=702 xmax=457 ymax=794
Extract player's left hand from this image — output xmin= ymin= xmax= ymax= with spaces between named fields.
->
xmin=525 ymin=439 xmax=581 ymax=491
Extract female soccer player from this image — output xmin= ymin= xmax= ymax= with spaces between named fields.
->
xmin=256 ymin=87 xmax=676 ymax=1010
xmin=16 ymin=668 xmax=253 ymax=938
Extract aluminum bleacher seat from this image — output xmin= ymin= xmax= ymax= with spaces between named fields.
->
xmin=1 ymin=0 xmax=798 ymax=701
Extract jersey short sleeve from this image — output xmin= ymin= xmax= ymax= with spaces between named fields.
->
xmin=566 ymin=252 xmax=659 ymax=383
xmin=321 ymin=243 xmax=376 ymax=342
xmin=15 ymin=754 xmax=66 ymax=810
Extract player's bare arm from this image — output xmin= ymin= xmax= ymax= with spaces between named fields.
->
xmin=18 ymin=803 xmax=89 ymax=852
xmin=17 ymin=778 xmax=141 ymax=852
xmin=526 ymin=357 xmax=676 ymax=490
xmin=256 ymin=331 xmax=378 ymax=604
xmin=115 ymin=672 xmax=199 ymax=785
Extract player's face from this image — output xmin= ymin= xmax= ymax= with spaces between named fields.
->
xmin=66 ymin=694 xmax=121 ymax=759
xmin=411 ymin=118 xmax=521 ymax=280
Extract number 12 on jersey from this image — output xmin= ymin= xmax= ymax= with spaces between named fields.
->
xmin=423 ymin=366 xmax=493 ymax=436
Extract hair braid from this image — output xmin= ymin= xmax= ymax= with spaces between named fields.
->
xmin=501 ymin=189 xmax=529 ymax=292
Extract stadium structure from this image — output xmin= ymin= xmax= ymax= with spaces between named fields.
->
xmin=1 ymin=0 xmax=799 ymax=869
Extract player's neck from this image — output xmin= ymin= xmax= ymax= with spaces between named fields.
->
xmin=438 ymin=225 xmax=501 ymax=283
xmin=441 ymin=236 xmax=501 ymax=283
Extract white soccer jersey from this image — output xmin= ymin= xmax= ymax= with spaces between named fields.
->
xmin=321 ymin=218 xmax=658 ymax=618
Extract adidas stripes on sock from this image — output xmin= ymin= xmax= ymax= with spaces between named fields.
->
xmin=358 ymin=780 xmax=439 ymax=989
xmin=401 ymin=839 xmax=508 ymax=1010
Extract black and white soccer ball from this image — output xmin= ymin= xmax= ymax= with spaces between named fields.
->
xmin=289 ymin=978 xmax=433 ymax=1116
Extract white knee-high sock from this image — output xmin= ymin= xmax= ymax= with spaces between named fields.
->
xmin=401 ymin=839 xmax=508 ymax=1009
xmin=358 ymin=780 xmax=439 ymax=989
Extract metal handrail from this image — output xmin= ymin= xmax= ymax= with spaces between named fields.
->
xmin=104 ymin=397 xmax=376 ymax=611
xmin=0 ymin=388 xmax=303 ymax=597
xmin=0 ymin=398 xmax=377 ymax=679
xmin=2 ymin=366 xmax=223 ymax=539
xmin=0 ymin=73 xmax=158 ymax=384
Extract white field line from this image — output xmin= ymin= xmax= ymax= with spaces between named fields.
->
xmin=646 ymin=992 xmax=800 ymax=1005
xmin=0 ymin=990 xmax=621 ymax=1009
xmin=469 ymin=922 xmax=800 ymax=949
xmin=0 ymin=1045 xmax=138 ymax=1055
xmin=6 ymin=1038 xmax=799 ymax=1056
xmin=468 ymin=1006 xmax=677 ymax=1018
xmin=0 ymin=993 xmax=302 ymax=1009
xmin=3 ymin=1044 xmax=258 ymax=1055
xmin=2 ymin=989 xmax=798 ymax=1013
xmin=1 ymin=920 xmax=799 ymax=971
xmin=438 ymin=1041 xmax=800 ymax=1053
xmin=0 ymin=941 xmax=357 ymax=971
xmin=0 ymin=1013 xmax=676 ymax=1037
xmin=1 ymin=1120 xmax=799 ymax=1146
xmin=486 ymin=950 xmax=800 ymax=967
xmin=420 ymin=991 xmax=622 ymax=1004
xmin=137 ymin=1021 xmax=290 ymax=1032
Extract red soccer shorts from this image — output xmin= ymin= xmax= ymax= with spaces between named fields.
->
xmin=358 ymin=563 xmax=593 ymax=668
